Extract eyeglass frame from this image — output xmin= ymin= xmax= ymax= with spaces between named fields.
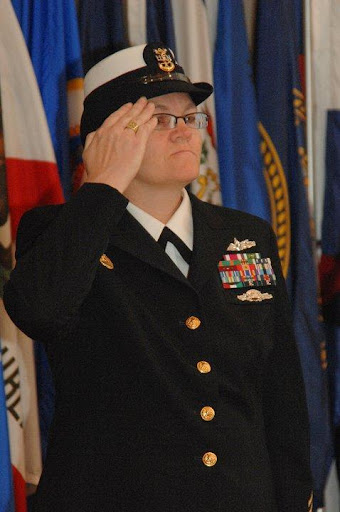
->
xmin=152 ymin=112 xmax=209 ymax=130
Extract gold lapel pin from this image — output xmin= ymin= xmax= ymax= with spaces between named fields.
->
xmin=100 ymin=254 xmax=114 ymax=270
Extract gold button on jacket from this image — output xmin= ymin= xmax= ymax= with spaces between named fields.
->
xmin=200 ymin=406 xmax=215 ymax=421
xmin=202 ymin=452 xmax=217 ymax=467
xmin=185 ymin=316 xmax=201 ymax=329
xmin=197 ymin=361 xmax=211 ymax=373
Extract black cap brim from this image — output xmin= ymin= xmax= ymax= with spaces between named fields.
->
xmin=80 ymin=78 xmax=213 ymax=146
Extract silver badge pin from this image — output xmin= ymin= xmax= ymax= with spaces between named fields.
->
xmin=227 ymin=238 xmax=256 ymax=251
xmin=237 ymin=289 xmax=273 ymax=302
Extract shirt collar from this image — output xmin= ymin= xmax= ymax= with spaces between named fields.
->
xmin=126 ymin=189 xmax=193 ymax=250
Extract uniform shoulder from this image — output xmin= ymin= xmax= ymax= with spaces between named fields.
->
xmin=16 ymin=203 xmax=64 ymax=258
xmin=20 ymin=203 xmax=63 ymax=222
xmin=190 ymin=193 xmax=272 ymax=234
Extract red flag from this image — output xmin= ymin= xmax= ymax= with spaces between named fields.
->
xmin=0 ymin=0 xmax=63 ymax=241
xmin=0 ymin=1 xmax=64 ymax=508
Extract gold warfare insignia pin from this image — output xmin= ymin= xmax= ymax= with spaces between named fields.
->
xmin=227 ymin=238 xmax=256 ymax=251
xmin=100 ymin=254 xmax=114 ymax=270
xmin=153 ymin=47 xmax=175 ymax=72
xmin=237 ymin=289 xmax=273 ymax=302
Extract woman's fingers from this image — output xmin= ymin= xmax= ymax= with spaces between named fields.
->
xmin=95 ymin=97 xmax=154 ymax=139
xmin=131 ymin=101 xmax=156 ymax=129
xmin=135 ymin=114 xmax=158 ymax=141
xmin=84 ymin=131 xmax=96 ymax=150
xmin=83 ymin=97 xmax=158 ymax=193
xmin=116 ymin=97 xmax=151 ymax=131
xmin=101 ymin=97 xmax=147 ymax=131
xmin=99 ymin=102 xmax=133 ymax=129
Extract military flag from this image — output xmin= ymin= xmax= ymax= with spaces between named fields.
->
xmin=172 ymin=0 xmax=221 ymax=204
xmin=320 ymin=111 xmax=340 ymax=330
xmin=319 ymin=110 xmax=340 ymax=484
xmin=0 ymin=340 xmax=15 ymax=512
xmin=12 ymin=0 xmax=84 ymax=198
xmin=127 ymin=0 xmax=147 ymax=46
xmin=78 ymin=0 xmax=127 ymax=74
xmin=213 ymin=0 xmax=270 ymax=221
xmin=0 ymin=0 xmax=64 ymax=239
xmin=0 ymin=0 xmax=64 ymax=508
xmin=146 ymin=0 xmax=176 ymax=51
xmin=311 ymin=0 xmax=340 ymax=436
xmin=11 ymin=0 xmax=84 ymax=470
xmin=255 ymin=0 xmax=332 ymax=506
xmin=311 ymin=1 xmax=340 ymax=492
xmin=126 ymin=0 xmax=176 ymax=67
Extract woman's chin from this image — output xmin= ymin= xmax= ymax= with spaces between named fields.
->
xmin=172 ymin=164 xmax=200 ymax=183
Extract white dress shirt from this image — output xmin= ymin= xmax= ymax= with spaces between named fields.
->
xmin=126 ymin=189 xmax=193 ymax=277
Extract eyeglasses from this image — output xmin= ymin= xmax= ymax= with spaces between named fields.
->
xmin=152 ymin=112 xmax=209 ymax=130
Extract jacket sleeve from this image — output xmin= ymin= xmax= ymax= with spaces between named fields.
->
xmin=3 ymin=183 xmax=128 ymax=341
xmin=262 ymin=227 xmax=313 ymax=512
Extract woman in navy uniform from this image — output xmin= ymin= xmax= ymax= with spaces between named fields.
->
xmin=4 ymin=43 xmax=313 ymax=512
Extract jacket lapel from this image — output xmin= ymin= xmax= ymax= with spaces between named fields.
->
xmin=108 ymin=209 xmax=190 ymax=287
xmin=188 ymin=194 xmax=237 ymax=291
xmin=107 ymin=194 xmax=238 ymax=292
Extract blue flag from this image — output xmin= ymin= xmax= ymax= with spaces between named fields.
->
xmin=11 ymin=0 xmax=84 ymax=467
xmin=78 ymin=0 xmax=128 ymax=74
xmin=33 ymin=341 xmax=55 ymax=463
xmin=12 ymin=0 xmax=84 ymax=199
xmin=321 ymin=111 xmax=340 ymax=262
xmin=0 ymin=339 xmax=15 ymax=512
xmin=255 ymin=0 xmax=332 ymax=507
xmin=213 ymin=0 xmax=270 ymax=221
xmin=146 ymin=0 xmax=176 ymax=51
xmin=319 ymin=110 xmax=340 ymax=483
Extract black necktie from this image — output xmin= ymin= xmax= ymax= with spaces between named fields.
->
xmin=158 ymin=227 xmax=192 ymax=265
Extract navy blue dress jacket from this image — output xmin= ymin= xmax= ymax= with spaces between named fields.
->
xmin=4 ymin=183 xmax=312 ymax=512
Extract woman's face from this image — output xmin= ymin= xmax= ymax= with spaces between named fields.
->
xmin=133 ymin=92 xmax=203 ymax=191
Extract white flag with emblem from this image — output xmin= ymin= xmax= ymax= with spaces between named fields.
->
xmin=171 ymin=0 xmax=221 ymax=204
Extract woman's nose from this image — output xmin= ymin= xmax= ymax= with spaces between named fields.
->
xmin=170 ymin=117 xmax=192 ymax=139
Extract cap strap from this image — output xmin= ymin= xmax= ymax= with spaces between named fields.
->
xmin=139 ymin=72 xmax=191 ymax=85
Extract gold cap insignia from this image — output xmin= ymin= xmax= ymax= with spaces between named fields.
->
xmin=237 ymin=289 xmax=273 ymax=302
xmin=153 ymin=47 xmax=175 ymax=72
xmin=227 ymin=238 xmax=256 ymax=251
xmin=100 ymin=254 xmax=114 ymax=270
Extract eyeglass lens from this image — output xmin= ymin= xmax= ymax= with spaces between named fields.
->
xmin=153 ymin=113 xmax=208 ymax=130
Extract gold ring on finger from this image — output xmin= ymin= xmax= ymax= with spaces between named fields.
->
xmin=125 ymin=120 xmax=139 ymax=133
